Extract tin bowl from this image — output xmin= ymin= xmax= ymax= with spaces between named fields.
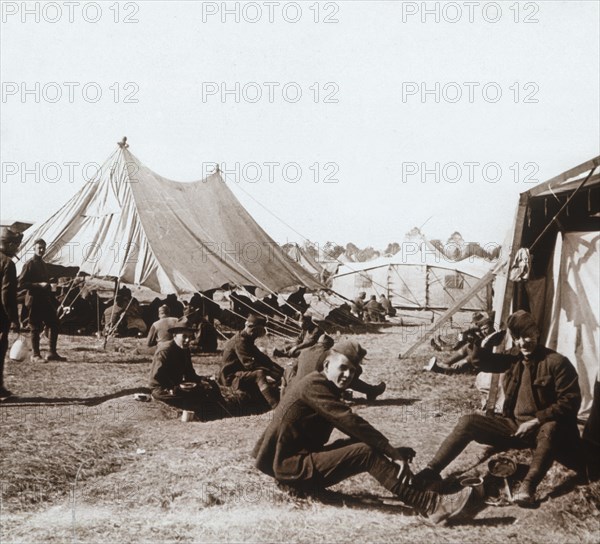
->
xmin=488 ymin=456 xmax=517 ymax=478
xmin=179 ymin=382 xmax=197 ymax=391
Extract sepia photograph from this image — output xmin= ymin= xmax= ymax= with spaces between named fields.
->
xmin=1 ymin=1 xmax=599 ymax=542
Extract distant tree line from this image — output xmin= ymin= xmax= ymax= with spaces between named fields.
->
xmin=281 ymin=228 xmax=501 ymax=264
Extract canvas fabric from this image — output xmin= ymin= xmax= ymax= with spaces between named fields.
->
xmin=17 ymin=148 xmax=322 ymax=294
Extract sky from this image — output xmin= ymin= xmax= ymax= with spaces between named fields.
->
xmin=1 ymin=0 xmax=599 ymax=250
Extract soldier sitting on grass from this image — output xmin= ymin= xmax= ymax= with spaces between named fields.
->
xmin=414 ymin=310 xmax=584 ymax=507
xmin=146 ymin=304 xmax=179 ymax=348
xmin=273 ymin=315 xmax=323 ymax=358
xmin=218 ymin=314 xmax=284 ymax=410
xmin=253 ymin=340 xmax=474 ymax=525
xmin=425 ymin=317 xmax=504 ymax=374
xmin=149 ymin=319 xmax=222 ymax=418
xmin=283 ymin=338 xmax=386 ymax=402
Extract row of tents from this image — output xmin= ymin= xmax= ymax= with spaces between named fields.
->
xmin=16 ymin=140 xmax=492 ymax=312
xmin=14 ymin=140 xmax=599 ymax=415
xmin=283 ymin=241 xmax=494 ymax=312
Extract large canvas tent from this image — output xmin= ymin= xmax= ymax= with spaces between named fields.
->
xmin=331 ymin=247 xmax=494 ymax=311
xmin=492 ymin=156 xmax=600 ymax=416
xmin=17 ymin=142 xmax=322 ymax=295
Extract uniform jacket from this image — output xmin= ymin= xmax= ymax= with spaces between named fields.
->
xmin=252 ymin=371 xmax=396 ymax=481
xmin=471 ymin=344 xmax=581 ymax=424
xmin=219 ymin=330 xmax=280 ymax=385
xmin=17 ymin=255 xmax=54 ymax=310
xmin=0 ymin=252 xmax=18 ymax=329
xmin=292 ymin=326 xmax=323 ymax=351
xmin=380 ymin=297 xmax=393 ymax=313
xmin=365 ymin=300 xmax=384 ymax=312
xmin=352 ymin=296 xmax=365 ymax=310
xmin=148 ymin=340 xmax=200 ymax=391
xmin=146 ymin=317 xmax=179 ymax=347
xmin=295 ymin=344 xmax=329 ymax=381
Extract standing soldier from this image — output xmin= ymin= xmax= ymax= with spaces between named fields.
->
xmin=18 ymin=239 xmax=66 ymax=362
xmin=1 ymin=227 xmax=23 ymax=399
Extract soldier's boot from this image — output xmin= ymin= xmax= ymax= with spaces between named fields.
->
xmin=30 ymin=331 xmax=46 ymax=363
xmin=259 ymin=383 xmax=280 ymax=409
xmin=47 ymin=326 xmax=66 ymax=361
xmin=412 ymin=467 xmax=443 ymax=491
xmin=366 ymin=382 xmax=386 ymax=402
xmin=351 ymin=379 xmax=385 ymax=401
xmin=391 ymin=481 xmax=472 ymax=525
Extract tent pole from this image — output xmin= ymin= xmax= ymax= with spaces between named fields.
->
xmin=234 ymin=286 xmax=302 ymax=334
xmin=104 ymin=278 xmax=120 ymax=349
xmin=221 ymin=297 xmax=298 ymax=339
xmin=499 ymin=165 xmax=597 ymax=327
xmin=105 ymin=295 xmax=133 ymax=340
xmin=528 ymin=166 xmax=597 ymax=252
xmin=96 ymin=291 xmax=101 ymax=339
xmin=399 ymin=262 xmax=503 ymax=359
xmin=236 ymin=286 xmax=303 ymax=333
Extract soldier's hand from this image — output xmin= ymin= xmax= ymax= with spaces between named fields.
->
xmin=394 ymin=446 xmax=416 ymax=462
xmin=393 ymin=459 xmax=414 ymax=486
xmin=10 ymin=321 xmax=20 ymax=333
xmin=514 ymin=418 xmax=540 ymax=437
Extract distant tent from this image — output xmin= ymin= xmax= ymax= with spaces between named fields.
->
xmin=282 ymin=243 xmax=324 ymax=279
xmin=331 ymin=245 xmax=493 ymax=311
xmin=17 ymin=142 xmax=323 ymax=295
xmin=492 ymin=156 xmax=600 ymax=417
xmin=337 ymin=252 xmax=355 ymax=263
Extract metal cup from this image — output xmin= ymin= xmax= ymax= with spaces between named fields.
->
xmin=181 ymin=410 xmax=195 ymax=423
xmin=460 ymin=476 xmax=485 ymax=500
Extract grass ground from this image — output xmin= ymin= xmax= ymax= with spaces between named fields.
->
xmin=1 ymin=324 xmax=598 ymax=543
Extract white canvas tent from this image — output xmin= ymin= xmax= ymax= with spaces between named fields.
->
xmin=282 ymin=243 xmax=324 ymax=280
xmin=331 ymin=245 xmax=494 ymax=311
xmin=17 ymin=142 xmax=323 ymax=295
xmin=401 ymin=157 xmax=599 ymax=391
xmin=492 ymin=156 xmax=600 ymax=417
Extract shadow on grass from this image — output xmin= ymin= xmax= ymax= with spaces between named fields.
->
xmin=450 ymin=515 xmax=517 ymax=527
xmin=350 ymin=397 xmax=421 ymax=407
xmin=281 ymin=487 xmax=521 ymax=525
xmin=1 ymin=387 xmax=150 ymax=407
xmin=543 ymin=474 xmax=587 ymax=501
xmin=292 ymin=488 xmax=417 ymax=516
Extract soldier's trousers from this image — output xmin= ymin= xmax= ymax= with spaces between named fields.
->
xmin=151 ymin=387 xmax=204 ymax=412
xmin=283 ymin=439 xmax=437 ymax=514
xmin=232 ymin=369 xmax=280 ymax=408
xmin=428 ymin=413 xmax=581 ymax=490
xmin=0 ymin=327 xmax=8 ymax=388
xmin=28 ymin=303 xmax=60 ymax=356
